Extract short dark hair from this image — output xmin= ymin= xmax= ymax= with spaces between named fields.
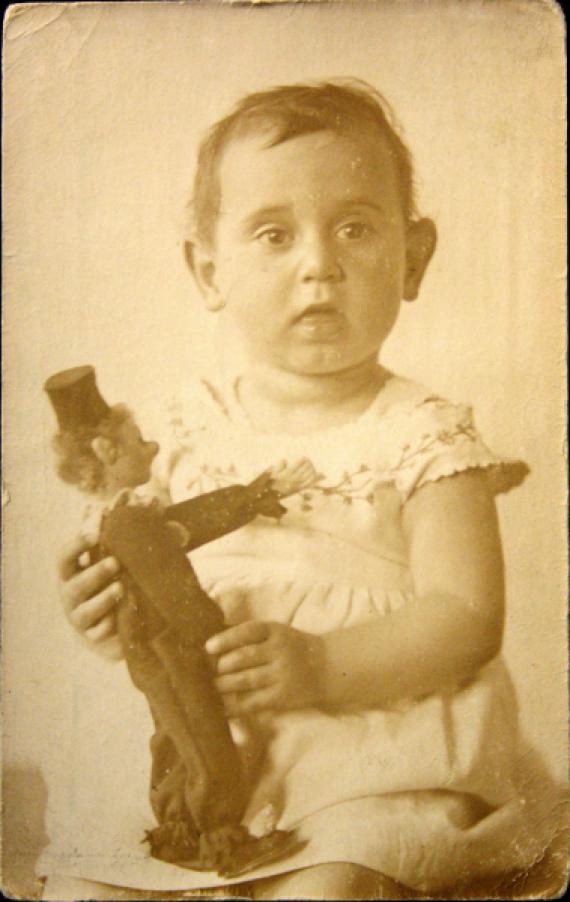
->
xmin=191 ymin=78 xmax=416 ymax=248
xmin=52 ymin=404 xmax=131 ymax=495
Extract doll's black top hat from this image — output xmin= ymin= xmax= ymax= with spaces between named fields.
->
xmin=44 ymin=365 xmax=111 ymax=431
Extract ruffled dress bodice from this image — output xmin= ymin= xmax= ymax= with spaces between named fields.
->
xmin=147 ymin=374 xmax=526 ymax=638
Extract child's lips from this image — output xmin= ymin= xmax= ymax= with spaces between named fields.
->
xmin=293 ymin=306 xmax=345 ymax=341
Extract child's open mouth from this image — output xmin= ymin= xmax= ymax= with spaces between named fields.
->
xmin=294 ymin=307 xmax=345 ymax=341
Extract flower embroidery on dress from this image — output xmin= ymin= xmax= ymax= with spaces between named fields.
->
xmin=168 ymin=390 xmax=485 ymax=512
xmin=388 ymin=403 xmax=478 ymax=474
xmin=166 ymin=395 xmax=209 ymax=445
xmin=302 ymin=464 xmax=377 ymax=511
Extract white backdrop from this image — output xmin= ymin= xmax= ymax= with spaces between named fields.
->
xmin=3 ymin=0 xmax=566 ymax=830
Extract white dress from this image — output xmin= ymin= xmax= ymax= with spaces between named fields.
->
xmin=38 ymin=373 xmax=559 ymax=893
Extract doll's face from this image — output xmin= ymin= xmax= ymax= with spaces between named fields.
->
xmin=111 ymin=416 xmax=159 ymax=489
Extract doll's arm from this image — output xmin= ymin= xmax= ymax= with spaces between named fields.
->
xmin=165 ymin=473 xmax=286 ymax=552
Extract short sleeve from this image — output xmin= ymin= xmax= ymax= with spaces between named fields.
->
xmin=386 ymin=397 xmax=530 ymax=502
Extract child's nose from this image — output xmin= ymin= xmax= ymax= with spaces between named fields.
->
xmin=147 ymin=441 xmax=159 ymax=459
xmin=300 ymin=234 xmax=343 ymax=283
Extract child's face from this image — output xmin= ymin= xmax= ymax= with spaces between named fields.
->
xmin=194 ymin=128 xmax=434 ymax=377
xmin=111 ymin=417 xmax=159 ymax=489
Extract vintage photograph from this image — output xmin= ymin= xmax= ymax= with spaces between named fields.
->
xmin=2 ymin=1 xmax=567 ymax=899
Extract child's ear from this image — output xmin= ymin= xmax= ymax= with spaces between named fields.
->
xmin=183 ymin=240 xmax=225 ymax=312
xmin=91 ymin=435 xmax=118 ymax=466
xmin=403 ymin=218 xmax=437 ymax=301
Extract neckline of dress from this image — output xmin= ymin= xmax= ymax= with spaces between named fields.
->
xmin=210 ymin=370 xmax=407 ymax=440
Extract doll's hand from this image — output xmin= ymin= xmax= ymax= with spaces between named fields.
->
xmin=58 ymin=533 xmax=124 ymax=661
xmin=267 ymin=459 xmax=319 ymax=498
xmin=205 ymin=621 xmax=324 ymax=715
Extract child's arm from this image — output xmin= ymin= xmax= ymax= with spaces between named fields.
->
xmin=206 ymin=470 xmax=505 ymax=713
xmin=316 ymin=469 xmax=504 ymax=707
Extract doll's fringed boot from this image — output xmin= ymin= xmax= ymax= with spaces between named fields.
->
xmin=146 ymin=820 xmax=301 ymax=878
xmin=144 ymin=819 xmax=200 ymax=864
xmin=201 ymin=825 xmax=303 ymax=879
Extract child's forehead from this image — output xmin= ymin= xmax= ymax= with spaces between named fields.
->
xmin=225 ymin=122 xmax=390 ymax=166
xmin=218 ymin=127 xmax=401 ymax=208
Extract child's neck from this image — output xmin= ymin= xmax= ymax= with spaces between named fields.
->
xmin=237 ymin=359 xmax=389 ymax=435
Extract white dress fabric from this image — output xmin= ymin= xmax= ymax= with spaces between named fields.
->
xmin=38 ymin=373 xmax=557 ymax=893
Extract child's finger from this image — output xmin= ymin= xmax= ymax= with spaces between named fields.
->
xmin=58 ymin=533 xmax=99 ymax=581
xmin=222 ymin=686 xmax=277 ymax=717
xmin=205 ymin=621 xmax=270 ymax=656
xmin=78 ymin=550 xmax=92 ymax=569
xmin=100 ymin=637 xmax=124 ymax=661
xmin=84 ymin=613 xmax=117 ymax=644
xmin=214 ymin=664 xmax=274 ymax=695
xmin=70 ymin=582 xmax=123 ymax=632
xmin=62 ymin=557 xmax=121 ymax=616
xmin=215 ymin=643 xmax=271 ymax=675
xmin=84 ymin=635 xmax=124 ymax=662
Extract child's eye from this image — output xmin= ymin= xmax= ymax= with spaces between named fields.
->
xmin=336 ymin=221 xmax=370 ymax=240
xmin=255 ymin=227 xmax=292 ymax=247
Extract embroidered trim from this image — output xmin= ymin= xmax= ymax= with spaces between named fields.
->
xmin=302 ymin=465 xmax=377 ymax=510
xmin=389 ymin=421 xmax=477 ymax=474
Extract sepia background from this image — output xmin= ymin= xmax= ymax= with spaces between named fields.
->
xmin=3 ymin=0 xmax=566 ymax=895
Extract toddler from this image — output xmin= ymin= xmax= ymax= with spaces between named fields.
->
xmin=51 ymin=80 xmax=556 ymax=900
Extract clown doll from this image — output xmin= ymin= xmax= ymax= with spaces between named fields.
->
xmin=45 ymin=365 xmax=315 ymax=878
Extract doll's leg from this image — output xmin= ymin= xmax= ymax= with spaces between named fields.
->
xmin=151 ymin=630 xmax=248 ymax=828
xmin=251 ymin=863 xmax=416 ymax=900
xmin=125 ymin=637 xmax=245 ymax=831
xmin=117 ymin=592 xmax=245 ymax=831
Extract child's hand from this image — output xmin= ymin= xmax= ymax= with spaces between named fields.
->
xmin=58 ymin=534 xmax=124 ymax=661
xmin=268 ymin=459 xmax=319 ymax=497
xmin=205 ymin=621 xmax=324 ymax=715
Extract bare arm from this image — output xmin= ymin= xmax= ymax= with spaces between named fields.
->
xmin=208 ymin=470 xmax=505 ymax=714
xmin=317 ymin=469 xmax=505 ymax=708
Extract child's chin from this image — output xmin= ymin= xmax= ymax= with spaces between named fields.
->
xmin=283 ymin=345 xmax=364 ymax=377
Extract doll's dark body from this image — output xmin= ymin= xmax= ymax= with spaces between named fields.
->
xmin=44 ymin=367 xmax=301 ymax=878
xmin=98 ymin=479 xmax=297 ymax=876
